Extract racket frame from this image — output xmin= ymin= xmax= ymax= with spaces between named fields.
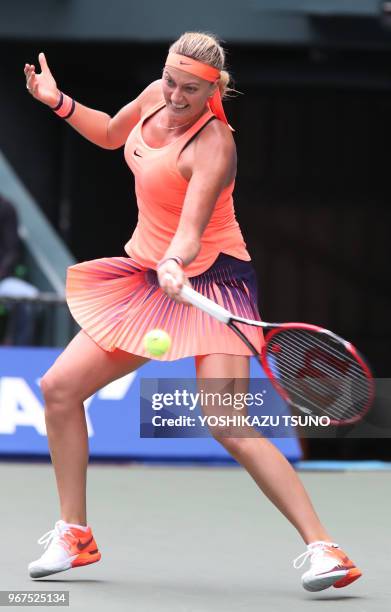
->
xmin=179 ymin=282 xmax=375 ymax=425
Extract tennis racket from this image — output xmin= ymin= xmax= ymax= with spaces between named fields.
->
xmin=177 ymin=282 xmax=374 ymax=426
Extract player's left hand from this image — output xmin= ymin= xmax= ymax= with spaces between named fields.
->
xmin=157 ymin=260 xmax=192 ymax=305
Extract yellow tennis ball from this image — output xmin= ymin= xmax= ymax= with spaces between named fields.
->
xmin=143 ymin=329 xmax=171 ymax=356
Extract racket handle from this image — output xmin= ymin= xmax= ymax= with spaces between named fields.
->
xmin=181 ymin=284 xmax=232 ymax=323
xmin=163 ymin=273 xmax=231 ymax=323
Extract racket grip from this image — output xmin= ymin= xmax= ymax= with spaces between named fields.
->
xmin=162 ymin=273 xmax=231 ymax=323
xmin=181 ymin=285 xmax=232 ymax=323
xmin=180 ymin=284 xmax=232 ymax=323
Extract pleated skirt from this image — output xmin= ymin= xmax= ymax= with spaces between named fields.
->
xmin=65 ymin=253 xmax=264 ymax=360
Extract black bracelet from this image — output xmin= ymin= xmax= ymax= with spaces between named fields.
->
xmin=51 ymin=92 xmax=63 ymax=111
xmin=157 ymin=256 xmax=184 ymax=269
xmin=63 ymin=98 xmax=76 ymax=119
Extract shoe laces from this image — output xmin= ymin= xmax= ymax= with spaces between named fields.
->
xmin=37 ymin=521 xmax=74 ymax=551
xmin=293 ymin=541 xmax=339 ymax=570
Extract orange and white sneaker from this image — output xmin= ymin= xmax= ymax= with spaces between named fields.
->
xmin=28 ymin=520 xmax=101 ymax=579
xmin=293 ymin=541 xmax=362 ymax=592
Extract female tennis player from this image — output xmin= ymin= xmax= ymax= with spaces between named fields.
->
xmin=24 ymin=32 xmax=361 ymax=591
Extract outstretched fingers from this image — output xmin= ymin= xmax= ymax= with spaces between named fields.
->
xmin=38 ymin=52 xmax=50 ymax=74
xmin=24 ymin=63 xmax=34 ymax=86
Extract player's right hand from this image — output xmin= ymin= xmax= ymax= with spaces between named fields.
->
xmin=157 ymin=262 xmax=192 ymax=306
xmin=24 ymin=52 xmax=60 ymax=108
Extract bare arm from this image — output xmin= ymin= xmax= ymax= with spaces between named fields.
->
xmin=158 ymin=121 xmax=236 ymax=300
xmin=64 ymin=80 xmax=162 ymax=149
xmin=164 ymin=121 xmax=236 ymax=265
xmin=24 ymin=53 xmax=162 ymax=150
xmin=61 ymin=87 xmax=145 ymax=150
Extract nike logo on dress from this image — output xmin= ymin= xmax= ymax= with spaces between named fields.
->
xmin=134 ymin=150 xmax=143 ymax=157
xmin=77 ymin=536 xmax=94 ymax=551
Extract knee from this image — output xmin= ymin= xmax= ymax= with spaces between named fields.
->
xmin=213 ymin=433 xmax=251 ymax=456
xmin=203 ymin=414 xmax=255 ymax=455
xmin=40 ymin=370 xmax=74 ymax=410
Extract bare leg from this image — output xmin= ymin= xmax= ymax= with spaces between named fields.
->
xmin=195 ymin=354 xmax=331 ymax=544
xmin=41 ymin=330 xmax=149 ymax=526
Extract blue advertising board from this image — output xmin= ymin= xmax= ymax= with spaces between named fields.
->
xmin=0 ymin=347 xmax=302 ymax=461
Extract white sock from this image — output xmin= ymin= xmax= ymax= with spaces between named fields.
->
xmin=63 ymin=521 xmax=89 ymax=532
xmin=308 ymin=541 xmax=339 ymax=549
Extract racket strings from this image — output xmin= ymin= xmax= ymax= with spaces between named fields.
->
xmin=274 ymin=356 xmax=367 ymax=420
xmin=272 ymin=353 xmax=369 ymax=421
xmin=278 ymin=328 xmax=364 ymax=375
xmin=273 ymin=370 xmax=365 ymax=421
xmin=275 ymin=338 xmax=370 ymax=414
xmin=264 ymin=329 xmax=372 ymax=422
xmin=283 ymin=335 xmax=369 ymax=402
xmin=278 ymin=337 xmax=367 ymax=384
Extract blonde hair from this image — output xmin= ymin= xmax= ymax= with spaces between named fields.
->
xmin=169 ymin=32 xmax=233 ymax=98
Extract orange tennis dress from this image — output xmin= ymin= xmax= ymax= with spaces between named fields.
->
xmin=66 ymin=100 xmax=264 ymax=359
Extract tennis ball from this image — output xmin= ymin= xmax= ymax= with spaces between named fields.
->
xmin=143 ymin=329 xmax=171 ymax=356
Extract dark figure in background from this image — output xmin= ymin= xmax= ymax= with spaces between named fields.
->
xmin=0 ymin=194 xmax=20 ymax=281
xmin=0 ymin=194 xmax=38 ymax=344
